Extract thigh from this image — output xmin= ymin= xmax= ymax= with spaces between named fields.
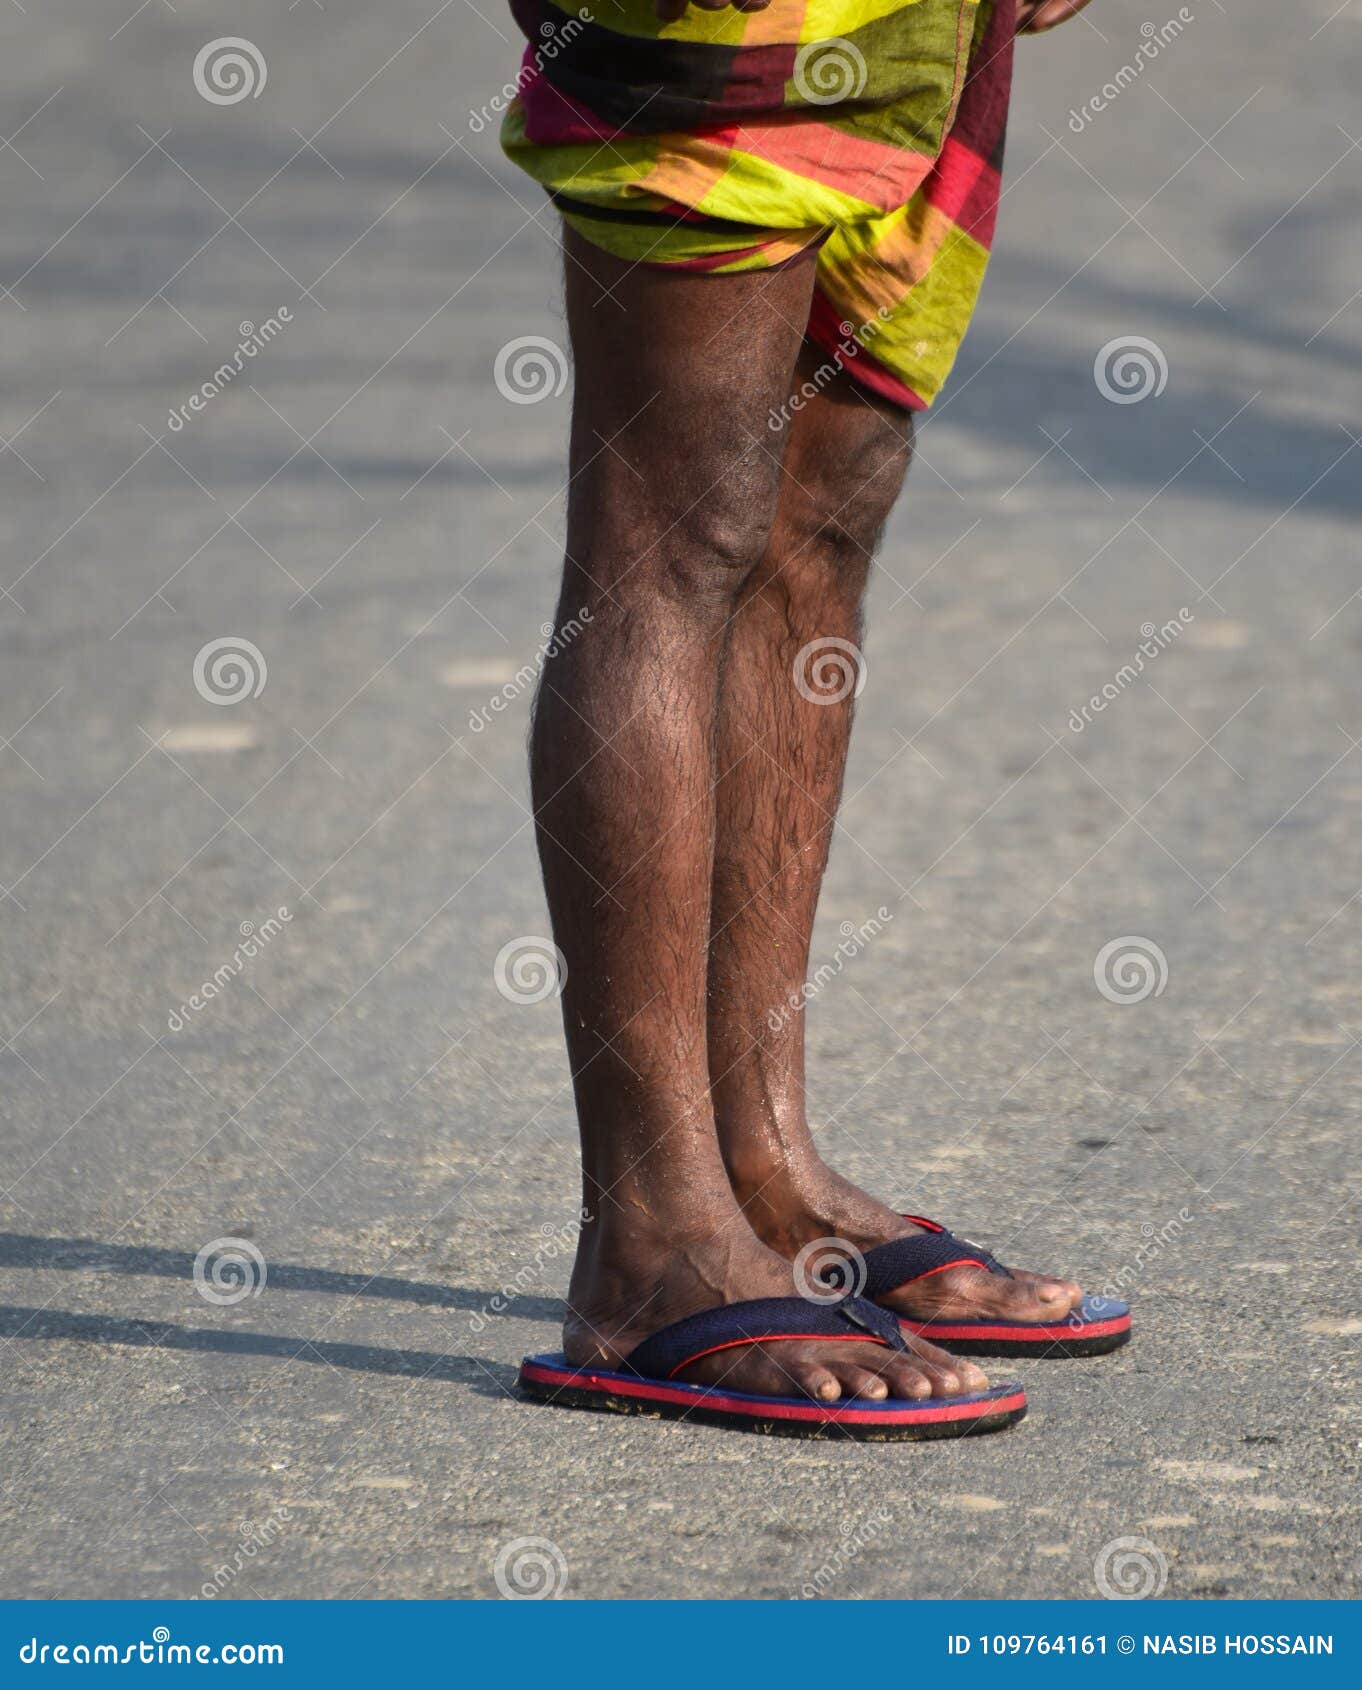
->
xmin=561 ymin=231 xmax=819 ymax=597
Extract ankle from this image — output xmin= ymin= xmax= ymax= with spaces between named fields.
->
xmin=562 ymin=1204 xmax=784 ymax=1365
xmin=573 ymin=1177 xmax=758 ymax=1285
xmin=583 ymin=1162 xmax=742 ymax=1235
xmin=726 ymin=1153 xmax=913 ymax=1255
xmin=724 ymin=1152 xmax=829 ymax=1244
xmin=712 ymin=1100 xmax=822 ymax=1215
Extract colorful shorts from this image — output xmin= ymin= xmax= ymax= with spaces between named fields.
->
xmin=500 ymin=0 xmax=1016 ymax=410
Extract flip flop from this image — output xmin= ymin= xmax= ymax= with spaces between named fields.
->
xmin=848 ymin=1216 xmax=1132 ymax=1359
xmin=519 ymin=1294 xmax=1027 ymax=1441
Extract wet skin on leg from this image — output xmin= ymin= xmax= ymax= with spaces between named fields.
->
xmin=534 ymin=233 xmax=983 ymax=1402
xmin=706 ymin=349 xmax=1084 ymax=1327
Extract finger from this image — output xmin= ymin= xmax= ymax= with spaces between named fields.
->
xmin=654 ymin=0 xmax=689 ymax=18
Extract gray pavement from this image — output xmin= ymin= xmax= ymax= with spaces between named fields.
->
xmin=2 ymin=0 xmax=1360 ymax=1601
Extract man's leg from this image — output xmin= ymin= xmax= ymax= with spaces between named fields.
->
xmin=708 ymin=350 xmax=1083 ymax=1324
xmin=535 ymin=233 xmax=980 ymax=1401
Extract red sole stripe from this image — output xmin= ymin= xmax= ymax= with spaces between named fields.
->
xmin=899 ymin=1313 xmax=1132 ymax=1343
xmin=519 ymin=1361 xmax=1026 ymax=1427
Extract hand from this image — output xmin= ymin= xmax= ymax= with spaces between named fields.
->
xmin=654 ymin=0 xmax=772 ymax=18
xmin=1016 ymin=0 xmax=1096 ymax=31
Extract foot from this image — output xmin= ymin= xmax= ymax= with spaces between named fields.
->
xmin=562 ymin=1215 xmax=992 ymax=1402
xmin=731 ymin=1159 xmax=1084 ymax=1327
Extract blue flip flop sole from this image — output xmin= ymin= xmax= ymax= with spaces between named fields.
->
xmin=519 ymin=1353 xmax=1028 ymax=1441
xmin=899 ymin=1295 xmax=1132 ymax=1358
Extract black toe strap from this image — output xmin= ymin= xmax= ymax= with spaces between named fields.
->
xmin=843 ymin=1215 xmax=1012 ymax=1301
xmin=624 ymin=1295 xmax=905 ymax=1382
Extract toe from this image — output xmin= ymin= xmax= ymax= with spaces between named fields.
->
xmin=785 ymin=1361 xmax=842 ymax=1402
xmin=902 ymin=1330 xmax=986 ymax=1388
xmin=891 ymin=1260 xmax=1087 ymax=1325
xmin=919 ymin=1358 xmax=966 ymax=1395
xmin=902 ymin=1331 xmax=961 ymax=1368
xmin=831 ymin=1363 xmax=889 ymax=1400
xmin=880 ymin=1359 xmax=932 ymax=1400
xmin=1013 ymin=1269 xmax=1084 ymax=1315
xmin=954 ymin=1357 xmax=990 ymax=1393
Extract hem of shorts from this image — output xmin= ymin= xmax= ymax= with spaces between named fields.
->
xmin=805 ymin=292 xmax=929 ymax=412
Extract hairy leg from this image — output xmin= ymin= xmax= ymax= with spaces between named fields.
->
xmin=708 ymin=350 xmax=1082 ymax=1324
xmin=535 ymin=236 xmax=982 ymax=1401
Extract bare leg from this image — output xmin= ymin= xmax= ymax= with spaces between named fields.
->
xmin=708 ymin=353 xmax=1083 ymax=1325
xmin=534 ymin=236 xmax=980 ymax=1401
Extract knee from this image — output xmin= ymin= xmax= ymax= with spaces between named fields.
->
xmin=656 ymin=497 xmax=776 ymax=604
xmin=778 ymin=480 xmax=894 ymax=582
xmin=787 ymin=412 xmax=913 ymax=570
xmin=799 ymin=507 xmax=884 ymax=576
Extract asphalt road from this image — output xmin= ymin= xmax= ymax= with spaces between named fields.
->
xmin=1 ymin=0 xmax=1360 ymax=1601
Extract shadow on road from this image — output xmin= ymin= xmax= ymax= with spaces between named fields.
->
xmin=0 ymin=1302 xmax=523 ymax=1397
xmin=0 ymin=1233 xmax=562 ymax=1322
